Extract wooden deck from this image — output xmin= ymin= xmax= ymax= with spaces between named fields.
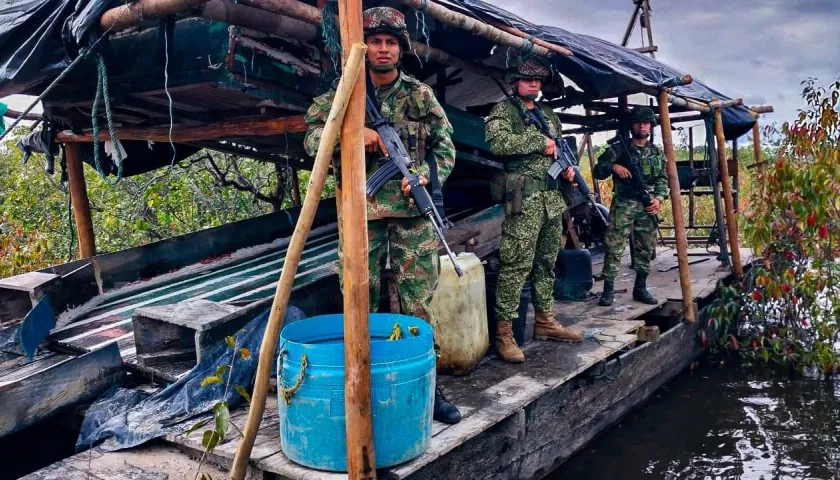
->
xmin=25 ymin=246 xmax=751 ymax=480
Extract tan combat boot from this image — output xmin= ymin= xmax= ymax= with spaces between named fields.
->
xmin=534 ymin=311 xmax=583 ymax=343
xmin=495 ymin=321 xmax=525 ymax=363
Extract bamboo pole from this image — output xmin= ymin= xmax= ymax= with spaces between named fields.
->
xmin=657 ymin=91 xmax=695 ymax=322
xmin=714 ymin=107 xmax=743 ymax=278
xmin=202 ymin=0 xmax=315 ymax=40
xmin=228 ymin=42 xmax=367 ymax=480
xmin=56 ymin=116 xmax=308 ymax=143
xmin=398 ymin=0 xmax=553 ymax=58
xmin=338 ymin=0 xmax=376 ymax=475
xmin=489 ymin=21 xmax=573 ymax=56
xmin=100 ymin=0 xmax=212 ymax=32
xmin=64 ymin=143 xmax=96 ymax=258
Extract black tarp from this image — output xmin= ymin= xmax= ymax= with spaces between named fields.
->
xmin=0 ymin=0 xmax=113 ymax=98
xmin=0 ymin=0 xmax=754 ymax=139
xmin=438 ymin=0 xmax=756 ymax=139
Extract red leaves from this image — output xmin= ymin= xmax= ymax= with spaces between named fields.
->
xmin=807 ymin=213 xmax=817 ymax=228
xmin=751 ymin=290 xmax=762 ymax=301
xmin=781 ymin=283 xmax=791 ymax=294
xmin=819 ymin=224 xmax=828 ymax=239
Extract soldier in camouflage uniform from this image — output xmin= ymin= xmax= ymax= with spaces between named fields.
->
xmin=304 ymin=7 xmax=461 ymax=424
xmin=593 ymin=106 xmax=668 ymax=307
xmin=485 ymin=57 xmax=583 ymax=364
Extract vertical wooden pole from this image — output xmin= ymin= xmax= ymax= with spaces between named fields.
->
xmin=64 ymin=143 xmax=96 ymax=258
xmin=338 ymin=0 xmax=376 ymax=477
xmin=583 ymin=109 xmax=601 ymax=204
xmin=714 ymin=107 xmax=743 ymax=278
xmin=657 ymin=91 xmax=695 ymax=322
xmin=687 ymin=127 xmax=695 ymax=228
xmin=621 ymin=2 xmax=641 ymax=46
xmin=732 ymin=138 xmax=739 ymax=212
xmin=752 ymin=117 xmax=763 ymax=174
xmin=291 ymin=168 xmax=302 ymax=206
xmin=642 ymin=0 xmax=656 ymax=58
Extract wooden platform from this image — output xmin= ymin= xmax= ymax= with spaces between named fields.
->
xmin=25 ymin=247 xmax=749 ymax=480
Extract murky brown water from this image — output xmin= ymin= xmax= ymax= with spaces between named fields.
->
xmin=550 ymin=363 xmax=840 ymax=480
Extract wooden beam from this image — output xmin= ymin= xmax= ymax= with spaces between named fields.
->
xmin=65 ymin=143 xmax=96 ymax=259
xmin=489 ymin=21 xmax=573 ymax=56
xmin=56 ymin=115 xmax=307 ymax=143
xmin=621 ymin=3 xmax=642 ymax=46
xmin=657 ymin=91 xmax=695 ymax=322
xmin=202 ymin=0 xmax=316 ymax=40
xmin=4 ymin=108 xmax=42 ymax=121
xmin=714 ymin=107 xmax=743 ymax=278
xmin=338 ymin=0 xmax=376 ymax=476
xmin=749 ymin=105 xmax=774 ymax=114
xmin=642 ymin=0 xmax=655 ymax=58
xmin=100 ymin=0 xmax=212 ymax=32
xmin=398 ymin=0 xmax=554 ymax=58
xmin=234 ymin=0 xmax=504 ymax=78
xmin=632 ymin=45 xmax=658 ymax=54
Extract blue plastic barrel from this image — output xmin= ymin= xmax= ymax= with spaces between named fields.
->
xmin=276 ymin=313 xmax=436 ymax=471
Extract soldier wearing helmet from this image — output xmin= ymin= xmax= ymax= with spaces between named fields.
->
xmin=484 ymin=56 xmax=582 ymax=364
xmin=593 ymin=106 xmax=668 ymax=307
xmin=303 ymin=7 xmax=460 ymax=424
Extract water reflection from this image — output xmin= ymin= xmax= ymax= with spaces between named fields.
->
xmin=550 ymin=365 xmax=840 ymax=480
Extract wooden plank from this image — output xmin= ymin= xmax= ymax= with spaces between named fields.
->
xmin=23 ymin=441 xmax=230 ymax=480
xmin=0 ymin=344 xmax=124 ymax=438
xmin=0 ymin=272 xmax=59 ymax=293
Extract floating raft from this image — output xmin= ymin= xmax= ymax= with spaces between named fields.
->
xmin=24 ymin=247 xmax=752 ymax=480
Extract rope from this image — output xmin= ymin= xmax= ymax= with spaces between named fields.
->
xmin=320 ymin=0 xmax=341 ymax=85
xmin=0 ymin=49 xmax=93 ymax=144
xmin=277 ymin=351 xmax=309 ymax=405
xmin=91 ymin=52 xmax=124 ymax=184
xmin=414 ymin=0 xmax=431 ymax=63
xmin=163 ymin=25 xmax=176 ymax=167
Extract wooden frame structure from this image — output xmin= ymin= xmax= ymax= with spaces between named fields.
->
xmin=2 ymin=0 xmax=774 ymax=476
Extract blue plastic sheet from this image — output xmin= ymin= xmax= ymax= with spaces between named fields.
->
xmin=76 ymin=304 xmax=306 ymax=452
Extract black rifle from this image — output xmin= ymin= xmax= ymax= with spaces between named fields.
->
xmin=362 ymin=79 xmax=463 ymax=277
xmin=492 ymin=79 xmax=607 ymax=227
xmin=606 ymin=133 xmax=660 ymax=226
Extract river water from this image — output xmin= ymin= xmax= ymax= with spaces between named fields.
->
xmin=549 ymin=362 xmax=840 ymax=480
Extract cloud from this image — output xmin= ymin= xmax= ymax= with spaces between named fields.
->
xmin=492 ymin=0 xmax=840 ymax=129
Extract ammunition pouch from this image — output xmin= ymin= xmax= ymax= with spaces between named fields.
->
xmin=489 ymin=171 xmax=560 ymax=215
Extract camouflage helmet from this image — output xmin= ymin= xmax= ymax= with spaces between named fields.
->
xmin=363 ymin=7 xmax=412 ymax=50
xmin=504 ymin=57 xmax=552 ymax=84
xmin=630 ymin=106 xmax=657 ymax=126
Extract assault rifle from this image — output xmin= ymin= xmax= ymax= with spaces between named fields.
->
xmin=606 ymin=133 xmax=660 ymax=226
xmin=362 ymin=79 xmax=463 ymax=277
xmin=492 ymin=79 xmax=607 ymax=227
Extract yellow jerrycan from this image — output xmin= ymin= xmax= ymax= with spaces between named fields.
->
xmin=430 ymin=252 xmax=488 ymax=375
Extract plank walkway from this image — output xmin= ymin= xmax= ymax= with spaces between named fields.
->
xmin=24 ymin=246 xmax=751 ymax=480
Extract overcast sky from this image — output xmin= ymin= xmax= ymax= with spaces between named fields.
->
xmin=3 ymin=0 xmax=837 ymax=146
xmin=493 ymin=0 xmax=840 ymax=132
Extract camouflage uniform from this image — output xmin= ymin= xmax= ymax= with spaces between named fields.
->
xmin=305 ymin=7 xmax=461 ymax=425
xmin=304 ymin=56 xmax=454 ymax=324
xmin=593 ymin=106 xmax=668 ymax=305
xmin=485 ymin=57 xmax=582 ymax=363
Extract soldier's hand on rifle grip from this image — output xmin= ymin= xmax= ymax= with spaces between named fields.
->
xmin=364 ymin=127 xmax=388 ymax=155
xmin=402 ymin=175 xmax=428 ymax=199
xmin=612 ymin=164 xmax=632 ymax=179
xmin=544 ymin=137 xmax=558 ymax=158
xmin=562 ymin=167 xmax=577 ymax=185
xmin=646 ymin=197 xmax=662 ymax=214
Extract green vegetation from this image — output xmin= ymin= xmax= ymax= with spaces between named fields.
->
xmin=706 ymin=78 xmax=840 ymax=375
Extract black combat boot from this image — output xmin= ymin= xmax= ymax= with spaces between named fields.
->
xmin=433 ymin=386 xmax=461 ymax=424
xmin=599 ymin=280 xmax=615 ymax=306
xmin=632 ymin=272 xmax=658 ymax=305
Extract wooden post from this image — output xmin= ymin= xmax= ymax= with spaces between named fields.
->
xmin=657 ymin=91 xmax=695 ymax=322
xmin=687 ymin=127 xmax=695 ymax=228
xmin=752 ymin=118 xmax=763 ymax=174
xmin=227 ymin=43 xmax=367 ymax=480
xmin=291 ymin=169 xmax=302 ymax=206
xmin=338 ymin=0 xmax=376 ymax=477
xmin=621 ymin=2 xmax=642 ymax=46
xmin=713 ymin=107 xmax=743 ymax=278
xmin=64 ymin=143 xmax=96 ymax=259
